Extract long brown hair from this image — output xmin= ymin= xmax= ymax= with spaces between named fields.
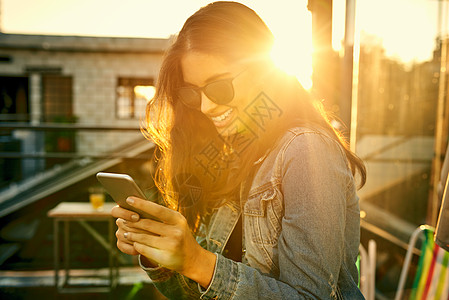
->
xmin=144 ymin=1 xmax=366 ymax=230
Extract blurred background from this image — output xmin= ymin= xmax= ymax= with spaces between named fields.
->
xmin=0 ymin=0 xmax=446 ymax=299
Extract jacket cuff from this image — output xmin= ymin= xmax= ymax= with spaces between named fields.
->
xmin=199 ymin=253 xmax=239 ymax=299
xmin=138 ymin=254 xmax=174 ymax=282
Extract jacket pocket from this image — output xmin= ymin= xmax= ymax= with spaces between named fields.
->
xmin=243 ymin=183 xmax=284 ymax=245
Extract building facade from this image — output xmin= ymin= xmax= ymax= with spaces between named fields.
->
xmin=0 ymin=33 xmax=170 ymax=182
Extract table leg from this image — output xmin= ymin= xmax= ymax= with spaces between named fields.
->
xmin=64 ymin=220 xmax=70 ymax=286
xmin=109 ymin=218 xmax=113 ymax=288
xmin=54 ymin=219 xmax=59 ymax=289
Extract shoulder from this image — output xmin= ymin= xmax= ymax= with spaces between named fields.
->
xmin=255 ymin=126 xmax=347 ymax=175
xmin=275 ymin=126 xmax=342 ymax=156
xmin=251 ymin=126 xmax=352 ymax=193
xmin=268 ymin=126 xmax=349 ymax=176
xmin=258 ymin=126 xmax=338 ymax=162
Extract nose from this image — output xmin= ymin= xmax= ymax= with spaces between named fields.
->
xmin=200 ymin=92 xmax=218 ymax=115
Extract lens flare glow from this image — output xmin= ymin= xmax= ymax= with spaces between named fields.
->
xmin=264 ymin=2 xmax=314 ymax=91
xmin=134 ymin=85 xmax=156 ymax=102
xmin=270 ymin=41 xmax=313 ymax=90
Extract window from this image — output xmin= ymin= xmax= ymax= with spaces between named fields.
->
xmin=42 ymin=75 xmax=75 ymax=168
xmin=352 ymin=0 xmax=440 ymax=226
xmin=0 ymin=76 xmax=29 ymax=122
xmin=116 ymin=77 xmax=155 ymax=119
xmin=42 ymin=75 xmax=73 ymax=122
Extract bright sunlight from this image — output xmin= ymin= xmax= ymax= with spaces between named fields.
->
xmin=270 ymin=39 xmax=313 ymax=90
xmin=263 ymin=1 xmax=313 ymax=90
xmin=134 ymin=85 xmax=156 ymax=102
xmin=3 ymin=0 xmax=315 ymax=90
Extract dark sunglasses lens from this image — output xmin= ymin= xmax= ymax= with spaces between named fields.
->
xmin=204 ymin=80 xmax=234 ymax=105
xmin=178 ymin=88 xmax=201 ymax=108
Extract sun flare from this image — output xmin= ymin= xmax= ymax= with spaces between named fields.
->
xmin=270 ymin=40 xmax=313 ymax=90
xmin=264 ymin=2 xmax=314 ymax=91
xmin=134 ymin=85 xmax=156 ymax=102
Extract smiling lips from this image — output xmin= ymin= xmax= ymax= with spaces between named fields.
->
xmin=210 ymin=108 xmax=234 ymax=126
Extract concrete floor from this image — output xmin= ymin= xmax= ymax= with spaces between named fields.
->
xmin=0 ymin=266 xmax=167 ymax=299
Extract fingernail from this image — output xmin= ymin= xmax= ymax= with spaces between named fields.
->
xmin=126 ymin=197 xmax=134 ymax=205
xmin=124 ymin=232 xmax=128 ymax=239
xmin=131 ymin=214 xmax=139 ymax=221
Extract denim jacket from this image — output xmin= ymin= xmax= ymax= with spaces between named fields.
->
xmin=139 ymin=127 xmax=364 ymax=299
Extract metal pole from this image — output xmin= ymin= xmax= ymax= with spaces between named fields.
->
xmin=430 ymin=1 xmax=449 ymax=225
xmin=0 ymin=123 xmax=141 ymax=131
xmin=348 ymin=0 xmax=360 ymax=152
xmin=340 ymin=0 xmax=356 ymax=145
xmin=0 ymin=0 xmax=2 ymax=33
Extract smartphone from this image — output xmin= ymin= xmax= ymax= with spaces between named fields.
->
xmin=96 ymin=172 xmax=159 ymax=220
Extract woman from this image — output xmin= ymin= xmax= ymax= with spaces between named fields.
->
xmin=111 ymin=1 xmax=367 ymax=299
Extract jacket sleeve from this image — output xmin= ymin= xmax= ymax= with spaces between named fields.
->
xmin=139 ymin=255 xmax=203 ymax=299
xmin=140 ymin=132 xmax=362 ymax=299
xmin=198 ymin=132 xmax=362 ymax=299
xmin=138 ymin=224 xmax=214 ymax=299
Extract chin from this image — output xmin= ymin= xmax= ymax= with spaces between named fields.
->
xmin=216 ymin=116 xmax=255 ymax=138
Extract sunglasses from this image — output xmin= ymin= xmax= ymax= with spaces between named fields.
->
xmin=176 ymin=70 xmax=246 ymax=109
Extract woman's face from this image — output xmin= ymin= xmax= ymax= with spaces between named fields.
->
xmin=180 ymin=52 xmax=259 ymax=137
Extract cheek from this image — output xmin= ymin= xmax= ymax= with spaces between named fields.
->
xmin=230 ymin=93 xmax=259 ymax=135
xmin=232 ymin=80 xmax=257 ymax=111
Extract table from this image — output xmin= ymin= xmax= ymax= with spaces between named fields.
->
xmin=48 ymin=202 xmax=118 ymax=293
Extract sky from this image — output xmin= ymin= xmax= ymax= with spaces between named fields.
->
xmin=353 ymin=0 xmax=440 ymax=64
xmin=0 ymin=0 xmax=442 ymax=87
xmin=1 ymin=0 xmax=314 ymax=87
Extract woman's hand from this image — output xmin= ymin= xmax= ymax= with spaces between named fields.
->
xmin=111 ymin=204 xmax=146 ymax=256
xmin=111 ymin=197 xmax=216 ymax=288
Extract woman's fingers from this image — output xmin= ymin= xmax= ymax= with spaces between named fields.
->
xmin=133 ymin=242 xmax=166 ymax=266
xmin=126 ymin=197 xmax=184 ymax=225
xmin=123 ymin=217 xmax=168 ymax=236
xmin=115 ymin=227 xmax=140 ymax=255
xmin=113 ymin=197 xmax=206 ymax=275
xmin=116 ymin=218 xmax=147 ymax=233
xmin=117 ymin=230 xmax=170 ymax=262
xmin=125 ymin=231 xmax=163 ymax=249
xmin=117 ymin=238 xmax=139 ymax=256
xmin=116 ymin=228 xmax=134 ymax=245
xmin=111 ymin=205 xmax=140 ymax=222
xmin=116 ymin=217 xmax=166 ymax=242
xmin=112 ymin=197 xmax=184 ymax=226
